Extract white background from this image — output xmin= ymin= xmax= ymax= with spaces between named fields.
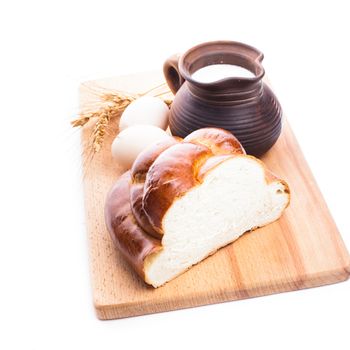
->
xmin=1 ymin=1 xmax=349 ymax=349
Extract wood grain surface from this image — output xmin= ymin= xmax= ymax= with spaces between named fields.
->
xmin=80 ymin=71 xmax=350 ymax=320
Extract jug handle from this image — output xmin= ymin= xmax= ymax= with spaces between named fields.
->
xmin=163 ymin=54 xmax=185 ymax=95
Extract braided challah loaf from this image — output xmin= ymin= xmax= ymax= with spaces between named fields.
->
xmin=105 ymin=128 xmax=290 ymax=287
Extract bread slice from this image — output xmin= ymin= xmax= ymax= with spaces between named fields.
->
xmin=144 ymin=155 xmax=289 ymax=287
xmin=105 ymin=128 xmax=290 ymax=288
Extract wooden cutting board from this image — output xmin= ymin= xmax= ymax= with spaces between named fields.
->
xmin=80 ymin=71 xmax=350 ymax=320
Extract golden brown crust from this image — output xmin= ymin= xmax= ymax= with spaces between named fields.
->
xmin=130 ymin=138 xmax=179 ymax=238
xmin=104 ymin=171 xmax=162 ymax=279
xmin=143 ymin=142 xmax=212 ymax=235
xmin=183 ymin=127 xmax=245 ymax=155
xmin=131 ymin=138 xmax=179 ymax=183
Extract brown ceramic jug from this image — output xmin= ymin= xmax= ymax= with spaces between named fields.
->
xmin=163 ymin=41 xmax=283 ymax=156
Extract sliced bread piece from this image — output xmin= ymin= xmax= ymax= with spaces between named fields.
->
xmin=105 ymin=128 xmax=290 ymax=287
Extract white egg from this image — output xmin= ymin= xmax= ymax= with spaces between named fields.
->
xmin=111 ymin=125 xmax=171 ymax=169
xmin=119 ymin=96 xmax=169 ymax=131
